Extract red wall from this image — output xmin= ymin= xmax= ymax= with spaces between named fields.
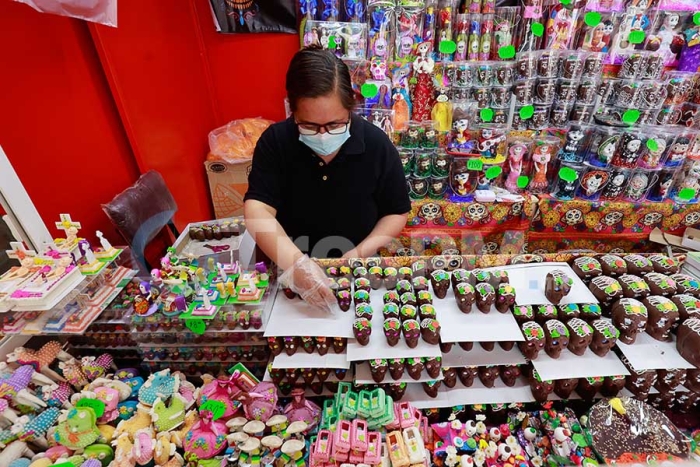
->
xmin=0 ymin=0 xmax=298 ymax=241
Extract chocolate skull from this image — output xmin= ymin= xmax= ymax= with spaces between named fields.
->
xmin=643 ymin=295 xmax=679 ymax=341
xmin=655 ymin=369 xmax=686 ymax=393
xmin=500 ymin=365 xmax=521 ymax=387
xmin=611 ymin=298 xmax=648 ymax=344
xmin=478 ymin=366 xmax=500 ymax=388
xmin=554 ymin=378 xmax=579 ymax=399
xmin=458 ymin=366 xmax=478 ymax=387
xmin=519 ymin=322 xmax=545 ymax=360
xmin=544 ymin=319 xmax=570 ymax=359
xmin=566 ymin=318 xmax=593 ymax=356
xmin=590 ymin=318 xmax=619 ymax=357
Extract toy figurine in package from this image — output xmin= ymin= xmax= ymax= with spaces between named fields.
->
xmin=395 ymin=5 xmax=424 ymax=61
xmin=368 ymin=1 xmax=394 ymax=61
xmin=586 ymin=126 xmax=621 ymax=168
xmin=600 ymin=167 xmax=631 ymax=200
xmin=454 ymin=14 xmax=469 ymax=61
xmin=544 ymin=1 xmax=583 ymax=50
xmin=343 ymin=0 xmax=367 ymax=22
xmin=448 ymin=106 xmax=474 ymax=154
xmin=517 ymin=0 xmax=545 ymax=52
xmin=436 ymin=0 xmax=457 ymax=60
xmin=576 ymin=166 xmax=610 ymax=201
xmin=677 ymin=21 xmax=700 ymax=72
xmin=412 ymin=41 xmax=436 ymax=121
xmin=551 ymin=163 xmax=583 ymax=200
xmin=558 ymin=124 xmax=592 ymax=163
xmin=304 ymin=21 xmax=368 ymax=60
xmin=671 ymin=159 xmax=700 ymax=203
xmin=504 ymin=139 xmax=531 ymax=193
xmin=576 ymin=12 xmax=618 ymax=52
xmin=492 ymin=7 xmax=517 ymax=60
xmin=644 ymin=10 xmax=692 ymax=67
xmin=529 ymin=139 xmax=559 ymax=193
xmin=608 ymin=3 xmax=655 ymax=64
xmin=450 ymin=157 xmax=475 ymax=198
xmin=646 ymin=167 xmax=677 ymax=202
xmin=476 ymin=127 xmax=506 ymax=161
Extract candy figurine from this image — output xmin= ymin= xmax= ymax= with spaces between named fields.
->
xmin=505 ymin=141 xmax=528 ymax=192
xmin=411 ymin=41 xmax=436 ymax=121
xmin=529 ymin=142 xmax=554 ymax=192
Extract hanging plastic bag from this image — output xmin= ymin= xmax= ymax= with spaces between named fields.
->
xmin=13 ymin=0 xmax=117 ymax=27
xmin=207 ymin=118 xmax=274 ymax=163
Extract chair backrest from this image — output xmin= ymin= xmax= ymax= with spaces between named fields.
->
xmin=101 ymin=170 xmax=178 ymax=270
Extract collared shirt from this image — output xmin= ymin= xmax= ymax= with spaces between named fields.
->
xmin=244 ymin=114 xmax=410 ymax=258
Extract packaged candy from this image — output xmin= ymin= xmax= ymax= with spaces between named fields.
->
xmin=544 ymin=0 xmax=583 ymax=50
xmin=492 ymin=7 xmax=518 ymax=60
xmin=558 ymin=124 xmax=593 ymax=163
xmin=515 ymin=51 xmax=538 ymax=79
xmin=551 ymin=162 xmax=584 ymax=200
xmin=468 ymin=13 xmax=482 ymax=61
xmin=516 ymin=0 xmax=545 ymax=52
xmin=644 ymin=10 xmax=694 ymax=67
xmin=577 ymin=166 xmax=611 ymax=201
xmin=395 ymin=5 xmax=424 ymax=61
xmin=646 ymin=167 xmax=679 ymax=202
xmin=600 ymin=167 xmax=632 ymax=201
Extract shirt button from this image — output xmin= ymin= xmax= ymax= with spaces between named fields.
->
xmin=318 ymin=162 xmax=324 ymax=167
xmin=322 ymin=175 xmax=328 ymax=181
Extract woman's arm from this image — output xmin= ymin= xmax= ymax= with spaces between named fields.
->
xmin=244 ymin=199 xmax=303 ymax=270
xmin=342 ymin=213 xmax=408 ymax=259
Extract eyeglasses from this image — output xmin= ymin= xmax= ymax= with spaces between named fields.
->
xmin=296 ymin=119 xmax=351 ymax=135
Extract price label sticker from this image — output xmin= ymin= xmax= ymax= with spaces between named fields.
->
xmin=498 ymin=45 xmax=516 ymax=60
xmin=516 ymin=176 xmax=530 ymax=189
xmin=485 ymin=166 xmax=502 ymax=179
xmin=531 ymin=22 xmax=545 ymax=37
xmin=646 ymin=139 xmax=659 ymax=151
xmin=76 ymin=398 xmax=106 ymax=418
xmin=694 ymin=12 xmax=700 ymax=25
xmin=519 ymin=105 xmax=535 ymax=120
xmin=480 ymin=108 xmax=494 ymax=122
xmin=200 ymin=400 xmax=227 ymax=420
xmin=628 ymin=30 xmax=645 ymax=44
xmin=361 ymin=83 xmax=379 ymax=98
xmin=329 ymin=35 xmax=337 ymax=49
xmin=467 ymin=159 xmax=484 ymax=171
xmin=679 ymin=188 xmax=697 ymax=201
xmin=53 ymin=463 xmax=74 ymax=467
xmin=186 ymin=318 xmax=207 ymax=335
xmin=622 ymin=109 xmax=640 ymax=124
xmin=584 ymin=12 xmax=601 ymax=27
xmin=560 ymin=0 xmax=572 ymax=5
xmin=439 ymin=40 xmax=457 ymax=54
xmin=559 ymin=167 xmax=579 ymax=182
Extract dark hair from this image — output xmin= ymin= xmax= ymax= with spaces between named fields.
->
xmin=286 ymin=45 xmax=355 ymax=112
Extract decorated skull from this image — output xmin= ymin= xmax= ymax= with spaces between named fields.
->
xmin=602 ymin=211 xmax=623 ymax=226
xmin=641 ymin=212 xmax=663 ymax=226
xmin=420 ymin=202 xmax=442 ymax=222
xmin=683 ymin=211 xmax=700 ymax=226
xmin=563 ymin=209 xmax=583 ymax=226
xmin=467 ymin=203 xmax=488 ymax=222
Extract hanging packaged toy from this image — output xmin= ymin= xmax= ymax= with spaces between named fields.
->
xmin=492 ymin=7 xmax=517 ymax=60
xmin=454 ymin=14 xmax=469 ymax=60
xmin=395 ymin=3 xmax=424 ymax=61
xmin=480 ymin=14 xmax=494 ymax=61
xmin=544 ymin=0 xmax=583 ymax=50
xmin=368 ymin=0 xmax=395 ymax=62
xmin=411 ymin=41 xmax=436 ymax=121
xmin=608 ymin=0 xmax=655 ymax=64
xmin=436 ymin=0 xmax=456 ymax=60
xmin=644 ymin=10 xmax=692 ymax=67
xmin=344 ymin=0 xmax=367 ymax=22
xmin=517 ymin=0 xmax=545 ymax=52
xmin=468 ymin=14 xmax=482 ymax=61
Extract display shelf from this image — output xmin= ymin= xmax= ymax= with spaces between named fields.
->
xmin=617 ymin=333 xmax=696 ymax=371
xmin=531 ymin=349 xmax=629 ymax=381
xmin=507 ymin=263 xmax=598 ymax=306
xmin=402 ymin=375 xmax=537 ymax=409
xmin=138 ymin=340 xmax=268 ymax=348
xmin=264 ymin=287 xmax=353 ymax=338
xmin=10 ymin=267 xmax=85 ymax=312
xmin=130 ymin=327 xmax=266 ymax=334
xmin=442 ymin=345 xmax=527 ymax=367
xmin=354 ymin=362 xmax=443 ymax=384
xmin=142 ymin=357 xmax=268 ymax=363
xmin=263 ymin=368 xmax=354 ymax=385
xmin=437 ymin=290 xmax=524 ymax=343
xmin=271 ymin=351 xmax=350 ymax=370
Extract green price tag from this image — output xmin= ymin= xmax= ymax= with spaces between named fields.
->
xmin=467 ymin=159 xmax=484 ymax=171
xmin=328 ymin=35 xmax=337 ymax=49
xmin=694 ymin=12 xmax=700 ymax=25
xmin=200 ymin=400 xmax=227 ymax=420
xmin=628 ymin=30 xmax=645 ymax=44
xmin=361 ymin=83 xmax=379 ymax=98
xmin=517 ymin=175 xmax=530 ymax=189
xmin=520 ymin=105 xmax=535 ymax=120
xmin=646 ymin=139 xmax=659 ymax=151
xmin=439 ymin=40 xmax=457 ymax=54
xmin=559 ymin=167 xmax=579 ymax=182
xmin=560 ymin=0 xmax=571 ymax=5
xmin=531 ymin=23 xmax=544 ymax=37
xmin=584 ymin=12 xmax=601 ymax=27
xmin=498 ymin=45 xmax=516 ymax=60
xmin=622 ymin=109 xmax=640 ymax=124
xmin=485 ymin=166 xmax=502 ymax=179
xmin=480 ymin=108 xmax=494 ymax=122
xmin=76 ymin=398 xmax=106 ymax=418
xmin=186 ymin=318 xmax=207 ymax=335
xmin=53 ymin=463 xmax=74 ymax=467
xmin=679 ymin=188 xmax=697 ymax=201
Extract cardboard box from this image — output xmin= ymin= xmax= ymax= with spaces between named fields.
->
xmin=205 ymin=159 xmax=251 ymax=219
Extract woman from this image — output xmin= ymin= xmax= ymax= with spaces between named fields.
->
xmin=244 ymin=46 xmax=410 ymax=312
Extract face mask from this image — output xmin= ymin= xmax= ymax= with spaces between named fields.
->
xmin=299 ymin=128 xmax=351 ymax=157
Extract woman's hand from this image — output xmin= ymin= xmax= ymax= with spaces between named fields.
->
xmin=279 ymin=255 xmax=337 ymax=313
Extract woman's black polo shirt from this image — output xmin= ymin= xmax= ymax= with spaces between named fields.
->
xmin=244 ymin=114 xmax=411 ymax=258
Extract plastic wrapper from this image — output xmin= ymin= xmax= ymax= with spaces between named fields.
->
xmin=14 ymin=0 xmax=117 ymax=27
xmin=303 ymin=21 xmax=368 ymax=59
xmin=207 ymin=118 xmax=273 ymax=163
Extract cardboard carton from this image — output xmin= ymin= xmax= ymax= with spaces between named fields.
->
xmin=205 ymin=159 xmax=251 ymax=218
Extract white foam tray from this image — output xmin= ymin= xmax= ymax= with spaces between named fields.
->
xmin=403 ymin=376 xmax=536 ymax=409
xmin=617 ymin=333 xmax=696 ymax=371
xmin=531 ymin=348 xmax=629 ymax=381
xmin=354 ymin=362 xmax=443 ymax=384
xmin=271 ymin=351 xmax=350 ymax=369
xmin=442 ymin=345 xmax=527 ymax=367
xmin=507 ymin=263 xmax=598 ymax=306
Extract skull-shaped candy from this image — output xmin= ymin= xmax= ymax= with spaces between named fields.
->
xmin=643 ymin=295 xmax=679 ymax=341
xmin=500 ymin=365 xmax=521 ymax=387
xmin=611 ymin=298 xmax=648 ymax=344
xmin=478 ymin=366 xmax=499 ymax=388
xmin=590 ymin=318 xmax=619 ymax=357
xmin=544 ymin=319 xmax=570 ymax=359
xmin=565 ymin=318 xmax=593 ymax=356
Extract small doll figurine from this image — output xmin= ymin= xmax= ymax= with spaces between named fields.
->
xmin=666 ymin=137 xmax=692 ymax=167
xmin=647 ymin=170 xmax=675 ymax=202
xmin=449 ymin=110 xmax=471 ymax=152
xmin=529 ymin=143 xmax=554 ymax=192
xmin=674 ymin=161 xmax=700 ymax=202
xmin=624 ymin=172 xmax=653 ymax=201
xmin=577 ymin=170 xmax=610 ymax=200
xmin=640 ymin=136 xmax=667 ymax=169
xmin=392 ymin=89 xmax=411 ymax=132
xmin=477 ymin=128 xmax=505 ymax=160
xmin=558 ymin=127 xmax=587 ymax=162
xmin=451 ymin=167 xmax=471 ymax=196
xmin=611 ymin=133 xmax=643 ymax=168
xmin=600 ymin=169 xmax=629 ymax=201
xmin=476 ymin=174 xmax=490 ymax=190
xmin=592 ymin=134 xmax=620 ymax=167
xmin=433 ymin=151 xmax=450 ymax=177
xmin=431 ymin=89 xmax=453 ymax=132
xmin=505 ymin=142 xmax=528 ymax=192
xmin=479 ymin=16 xmax=493 ymax=61
xmin=411 ymin=41 xmax=436 ymax=122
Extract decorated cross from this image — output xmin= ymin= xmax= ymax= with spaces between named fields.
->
xmin=55 ymin=214 xmax=81 ymax=234
xmin=5 ymin=242 xmax=37 ymax=261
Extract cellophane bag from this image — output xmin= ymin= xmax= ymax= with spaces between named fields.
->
xmin=14 ymin=0 xmax=117 ymax=27
xmin=207 ymin=118 xmax=274 ymax=163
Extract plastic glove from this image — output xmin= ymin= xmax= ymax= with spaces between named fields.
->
xmin=279 ymin=255 xmax=337 ymax=313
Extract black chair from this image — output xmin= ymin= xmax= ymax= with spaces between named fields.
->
xmin=102 ymin=171 xmax=180 ymax=273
